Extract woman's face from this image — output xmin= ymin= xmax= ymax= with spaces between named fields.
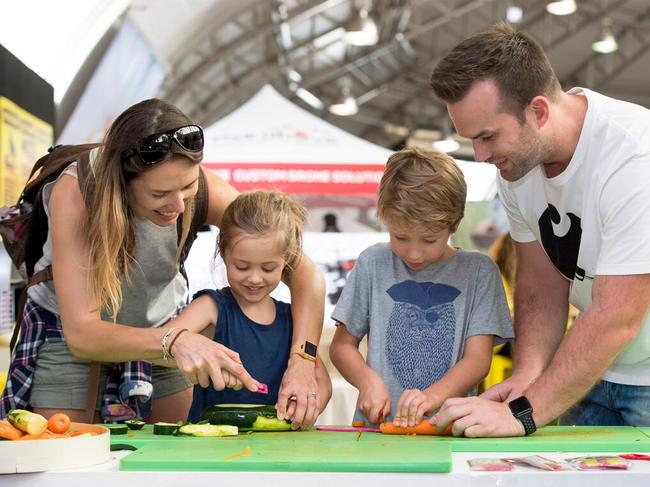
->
xmin=127 ymin=157 xmax=200 ymax=227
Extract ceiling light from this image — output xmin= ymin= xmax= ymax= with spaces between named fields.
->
xmin=295 ymin=88 xmax=324 ymax=110
xmin=329 ymin=78 xmax=358 ymax=116
xmin=545 ymin=0 xmax=577 ymax=16
xmin=344 ymin=8 xmax=378 ymax=46
xmin=506 ymin=5 xmax=524 ymax=24
xmin=592 ymin=18 xmax=618 ymax=54
xmin=432 ymin=136 xmax=460 ymax=153
xmin=329 ymin=95 xmax=358 ymax=116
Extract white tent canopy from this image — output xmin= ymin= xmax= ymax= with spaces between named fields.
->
xmin=202 ymin=84 xmax=496 ymax=202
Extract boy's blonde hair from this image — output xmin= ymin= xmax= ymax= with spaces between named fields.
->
xmin=218 ymin=190 xmax=306 ymax=282
xmin=377 ymin=147 xmax=467 ymax=232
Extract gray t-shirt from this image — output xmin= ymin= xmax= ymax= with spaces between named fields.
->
xmin=331 ymin=243 xmax=513 ymax=423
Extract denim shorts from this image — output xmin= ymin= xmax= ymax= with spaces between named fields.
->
xmin=30 ymin=341 xmax=192 ymax=410
xmin=558 ymin=379 xmax=650 ymax=426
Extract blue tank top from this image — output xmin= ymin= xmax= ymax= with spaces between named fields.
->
xmin=188 ymin=287 xmax=292 ymax=422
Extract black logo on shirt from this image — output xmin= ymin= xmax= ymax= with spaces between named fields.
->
xmin=538 ymin=204 xmax=582 ymax=279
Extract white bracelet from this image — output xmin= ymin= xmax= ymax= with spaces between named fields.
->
xmin=161 ymin=327 xmax=177 ymax=361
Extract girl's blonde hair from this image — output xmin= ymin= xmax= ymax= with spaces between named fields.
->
xmin=377 ymin=147 xmax=466 ymax=232
xmin=85 ymin=99 xmax=203 ymax=320
xmin=217 ymin=191 xmax=306 ymax=282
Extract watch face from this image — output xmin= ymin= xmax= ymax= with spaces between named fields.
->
xmin=304 ymin=341 xmax=317 ymax=357
xmin=509 ymin=396 xmax=532 ymax=414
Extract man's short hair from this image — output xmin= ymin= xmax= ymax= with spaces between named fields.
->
xmin=430 ymin=22 xmax=561 ymax=121
xmin=378 ymin=147 xmax=466 ymax=232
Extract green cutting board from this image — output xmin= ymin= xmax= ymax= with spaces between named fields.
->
xmin=362 ymin=426 xmax=650 ymax=452
xmin=119 ymin=436 xmax=451 ymax=472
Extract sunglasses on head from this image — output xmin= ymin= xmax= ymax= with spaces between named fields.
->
xmin=121 ymin=124 xmax=204 ymax=165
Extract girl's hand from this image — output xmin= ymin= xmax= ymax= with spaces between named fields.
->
xmin=357 ymin=373 xmax=391 ymax=425
xmin=172 ymin=330 xmax=260 ymax=392
xmin=393 ymin=389 xmax=437 ymax=428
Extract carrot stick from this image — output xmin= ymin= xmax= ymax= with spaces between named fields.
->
xmin=379 ymin=419 xmax=453 ymax=436
xmin=0 ymin=420 xmax=24 ymax=440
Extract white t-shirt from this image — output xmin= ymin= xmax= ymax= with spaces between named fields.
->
xmin=498 ymin=88 xmax=650 ymax=385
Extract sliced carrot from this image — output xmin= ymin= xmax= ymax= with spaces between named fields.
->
xmin=379 ymin=419 xmax=453 ymax=436
xmin=352 ymin=420 xmax=366 ymax=428
xmin=48 ymin=413 xmax=71 ymax=434
xmin=0 ymin=420 xmax=24 ymax=440
xmin=18 ymin=430 xmax=71 ymax=441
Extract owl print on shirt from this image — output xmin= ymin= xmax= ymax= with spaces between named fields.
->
xmin=385 ymin=280 xmax=461 ymax=389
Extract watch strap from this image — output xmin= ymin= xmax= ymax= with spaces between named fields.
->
xmin=508 ymin=396 xmax=537 ymax=436
xmin=290 ymin=341 xmax=317 ymax=362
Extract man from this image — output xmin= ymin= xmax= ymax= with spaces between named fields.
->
xmin=429 ymin=22 xmax=650 ymax=437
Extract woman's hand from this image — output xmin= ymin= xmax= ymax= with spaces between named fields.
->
xmin=172 ymin=330 xmax=260 ymax=392
xmin=276 ymin=355 xmax=319 ymax=430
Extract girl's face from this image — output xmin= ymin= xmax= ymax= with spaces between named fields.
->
xmin=224 ymin=231 xmax=286 ymax=306
xmin=127 ymin=157 xmax=199 ymax=227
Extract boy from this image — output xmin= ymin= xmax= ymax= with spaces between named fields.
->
xmin=329 ymin=147 xmax=513 ymax=427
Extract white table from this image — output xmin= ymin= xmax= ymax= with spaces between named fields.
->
xmin=8 ymin=450 xmax=650 ymax=487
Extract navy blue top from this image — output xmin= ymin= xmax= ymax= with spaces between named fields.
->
xmin=187 ymin=287 xmax=292 ymax=422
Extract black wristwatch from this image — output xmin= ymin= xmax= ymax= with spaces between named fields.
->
xmin=508 ymin=396 xmax=537 ymax=436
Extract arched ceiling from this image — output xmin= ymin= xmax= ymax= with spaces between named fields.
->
xmin=125 ymin=0 xmax=650 ymax=157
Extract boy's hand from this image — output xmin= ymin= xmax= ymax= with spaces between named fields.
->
xmin=393 ymin=389 xmax=437 ymax=427
xmin=358 ymin=373 xmax=391 ymax=424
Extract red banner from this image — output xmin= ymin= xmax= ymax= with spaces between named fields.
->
xmin=202 ymin=162 xmax=385 ymax=195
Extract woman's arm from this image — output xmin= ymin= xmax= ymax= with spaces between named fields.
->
xmin=202 ymin=170 xmax=326 ymax=426
xmin=50 ymin=175 xmax=257 ymax=391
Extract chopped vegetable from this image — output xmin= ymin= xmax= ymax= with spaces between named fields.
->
xmin=178 ymin=424 xmax=238 ymax=437
xmin=0 ymin=420 xmax=24 ymax=440
xmin=201 ymin=404 xmax=291 ymax=431
xmin=352 ymin=420 xmax=366 ymax=427
xmin=48 ymin=413 xmax=71 ymax=434
xmin=105 ymin=424 xmax=129 ymax=435
xmin=7 ymin=409 xmax=48 ymax=435
xmin=379 ymin=419 xmax=453 ymax=436
xmin=153 ymin=422 xmax=179 ymax=435
xmin=125 ymin=420 xmax=146 ymax=430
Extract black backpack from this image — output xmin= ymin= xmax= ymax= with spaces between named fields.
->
xmin=0 ymin=144 xmax=209 ymax=351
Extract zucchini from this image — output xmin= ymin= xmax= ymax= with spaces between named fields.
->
xmin=106 ymin=424 xmax=129 ymax=435
xmin=201 ymin=404 xmax=291 ymax=431
xmin=125 ymin=420 xmax=146 ymax=430
xmin=178 ymin=424 xmax=238 ymax=437
xmin=153 ymin=422 xmax=179 ymax=435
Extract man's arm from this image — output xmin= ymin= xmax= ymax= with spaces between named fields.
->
xmin=527 ymin=273 xmax=650 ymax=426
xmin=484 ymin=240 xmax=570 ymax=401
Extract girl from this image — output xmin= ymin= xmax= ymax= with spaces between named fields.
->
xmin=1 ymin=100 xmax=324 ymax=426
xmin=162 ymin=191 xmax=331 ymax=429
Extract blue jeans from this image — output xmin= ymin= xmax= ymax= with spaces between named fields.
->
xmin=558 ymin=380 xmax=650 ymax=426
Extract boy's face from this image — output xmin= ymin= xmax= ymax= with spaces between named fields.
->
xmin=385 ymin=218 xmax=454 ymax=271
xmin=223 ymin=231 xmax=286 ymax=306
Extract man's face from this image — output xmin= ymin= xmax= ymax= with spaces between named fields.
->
xmin=447 ymin=79 xmax=551 ymax=182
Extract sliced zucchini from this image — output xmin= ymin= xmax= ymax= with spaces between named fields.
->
xmin=105 ymin=424 xmax=128 ymax=435
xmin=125 ymin=420 xmax=146 ymax=430
xmin=250 ymin=415 xmax=291 ymax=431
xmin=153 ymin=422 xmax=179 ymax=435
xmin=178 ymin=424 xmax=238 ymax=437
xmin=201 ymin=404 xmax=291 ymax=431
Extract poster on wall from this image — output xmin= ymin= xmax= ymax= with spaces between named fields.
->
xmin=0 ymin=96 xmax=53 ymax=206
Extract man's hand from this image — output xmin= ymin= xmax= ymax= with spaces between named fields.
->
xmin=433 ymin=396 xmax=525 ymax=437
xmin=481 ymin=373 xmax=536 ymax=402
xmin=357 ymin=372 xmax=391 ymax=424
xmin=393 ymin=389 xmax=436 ymax=427
xmin=172 ymin=331 xmax=260 ymax=392
xmin=276 ymin=354 xmax=319 ymax=430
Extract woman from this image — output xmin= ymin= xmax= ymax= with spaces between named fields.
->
xmin=1 ymin=99 xmax=324 ymax=427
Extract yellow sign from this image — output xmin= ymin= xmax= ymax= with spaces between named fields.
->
xmin=0 ymin=96 xmax=53 ymax=206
